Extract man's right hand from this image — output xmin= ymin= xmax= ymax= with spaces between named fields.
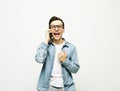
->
xmin=45 ymin=30 xmax=52 ymax=44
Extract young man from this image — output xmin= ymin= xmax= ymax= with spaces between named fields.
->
xmin=35 ymin=16 xmax=80 ymax=91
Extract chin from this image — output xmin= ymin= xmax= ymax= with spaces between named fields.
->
xmin=53 ymin=37 xmax=61 ymax=40
xmin=54 ymin=38 xmax=60 ymax=40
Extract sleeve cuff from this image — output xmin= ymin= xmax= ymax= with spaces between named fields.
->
xmin=61 ymin=58 xmax=70 ymax=66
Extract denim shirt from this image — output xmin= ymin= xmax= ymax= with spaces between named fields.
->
xmin=35 ymin=40 xmax=80 ymax=91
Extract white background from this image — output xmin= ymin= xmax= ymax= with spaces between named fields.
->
xmin=0 ymin=0 xmax=120 ymax=91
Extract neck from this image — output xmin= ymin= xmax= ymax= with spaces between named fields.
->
xmin=53 ymin=38 xmax=64 ymax=44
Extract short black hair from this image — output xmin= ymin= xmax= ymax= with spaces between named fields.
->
xmin=49 ymin=16 xmax=64 ymax=29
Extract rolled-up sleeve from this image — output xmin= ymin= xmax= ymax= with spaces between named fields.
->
xmin=62 ymin=47 xmax=80 ymax=73
xmin=35 ymin=42 xmax=48 ymax=63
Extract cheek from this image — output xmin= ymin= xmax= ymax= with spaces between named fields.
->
xmin=61 ymin=30 xmax=64 ymax=34
xmin=60 ymin=29 xmax=64 ymax=32
xmin=51 ymin=30 xmax=54 ymax=35
xmin=51 ymin=30 xmax=54 ymax=33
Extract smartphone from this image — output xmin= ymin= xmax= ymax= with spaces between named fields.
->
xmin=49 ymin=33 xmax=53 ymax=42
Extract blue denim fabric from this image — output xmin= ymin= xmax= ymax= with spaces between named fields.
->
xmin=35 ymin=40 xmax=80 ymax=91
xmin=47 ymin=86 xmax=64 ymax=91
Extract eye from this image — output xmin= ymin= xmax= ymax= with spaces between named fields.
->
xmin=50 ymin=25 xmax=63 ymax=29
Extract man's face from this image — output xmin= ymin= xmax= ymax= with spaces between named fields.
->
xmin=50 ymin=20 xmax=64 ymax=41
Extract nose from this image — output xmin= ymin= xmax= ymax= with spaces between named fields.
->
xmin=54 ymin=27 xmax=59 ymax=31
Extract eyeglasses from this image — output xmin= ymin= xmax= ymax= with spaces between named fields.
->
xmin=50 ymin=25 xmax=63 ymax=30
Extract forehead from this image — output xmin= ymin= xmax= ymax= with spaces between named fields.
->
xmin=50 ymin=20 xmax=63 ymax=25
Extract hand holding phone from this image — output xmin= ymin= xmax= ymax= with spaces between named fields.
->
xmin=45 ymin=30 xmax=52 ymax=44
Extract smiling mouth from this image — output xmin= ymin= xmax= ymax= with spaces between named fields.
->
xmin=54 ymin=33 xmax=60 ymax=36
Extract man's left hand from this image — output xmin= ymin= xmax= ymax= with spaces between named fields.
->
xmin=58 ymin=51 xmax=67 ymax=63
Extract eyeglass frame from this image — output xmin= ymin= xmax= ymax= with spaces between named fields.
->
xmin=50 ymin=24 xmax=63 ymax=30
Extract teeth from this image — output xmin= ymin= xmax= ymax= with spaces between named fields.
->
xmin=54 ymin=33 xmax=60 ymax=35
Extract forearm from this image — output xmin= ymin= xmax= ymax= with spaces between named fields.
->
xmin=62 ymin=58 xmax=80 ymax=73
xmin=61 ymin=47 xmax=80 ymax=73
xmin=35 ymin=42 xmax=48 ymax=63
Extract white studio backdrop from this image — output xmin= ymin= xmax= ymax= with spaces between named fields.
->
xmin=0 ymin=0 xmax=120 ymax=91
